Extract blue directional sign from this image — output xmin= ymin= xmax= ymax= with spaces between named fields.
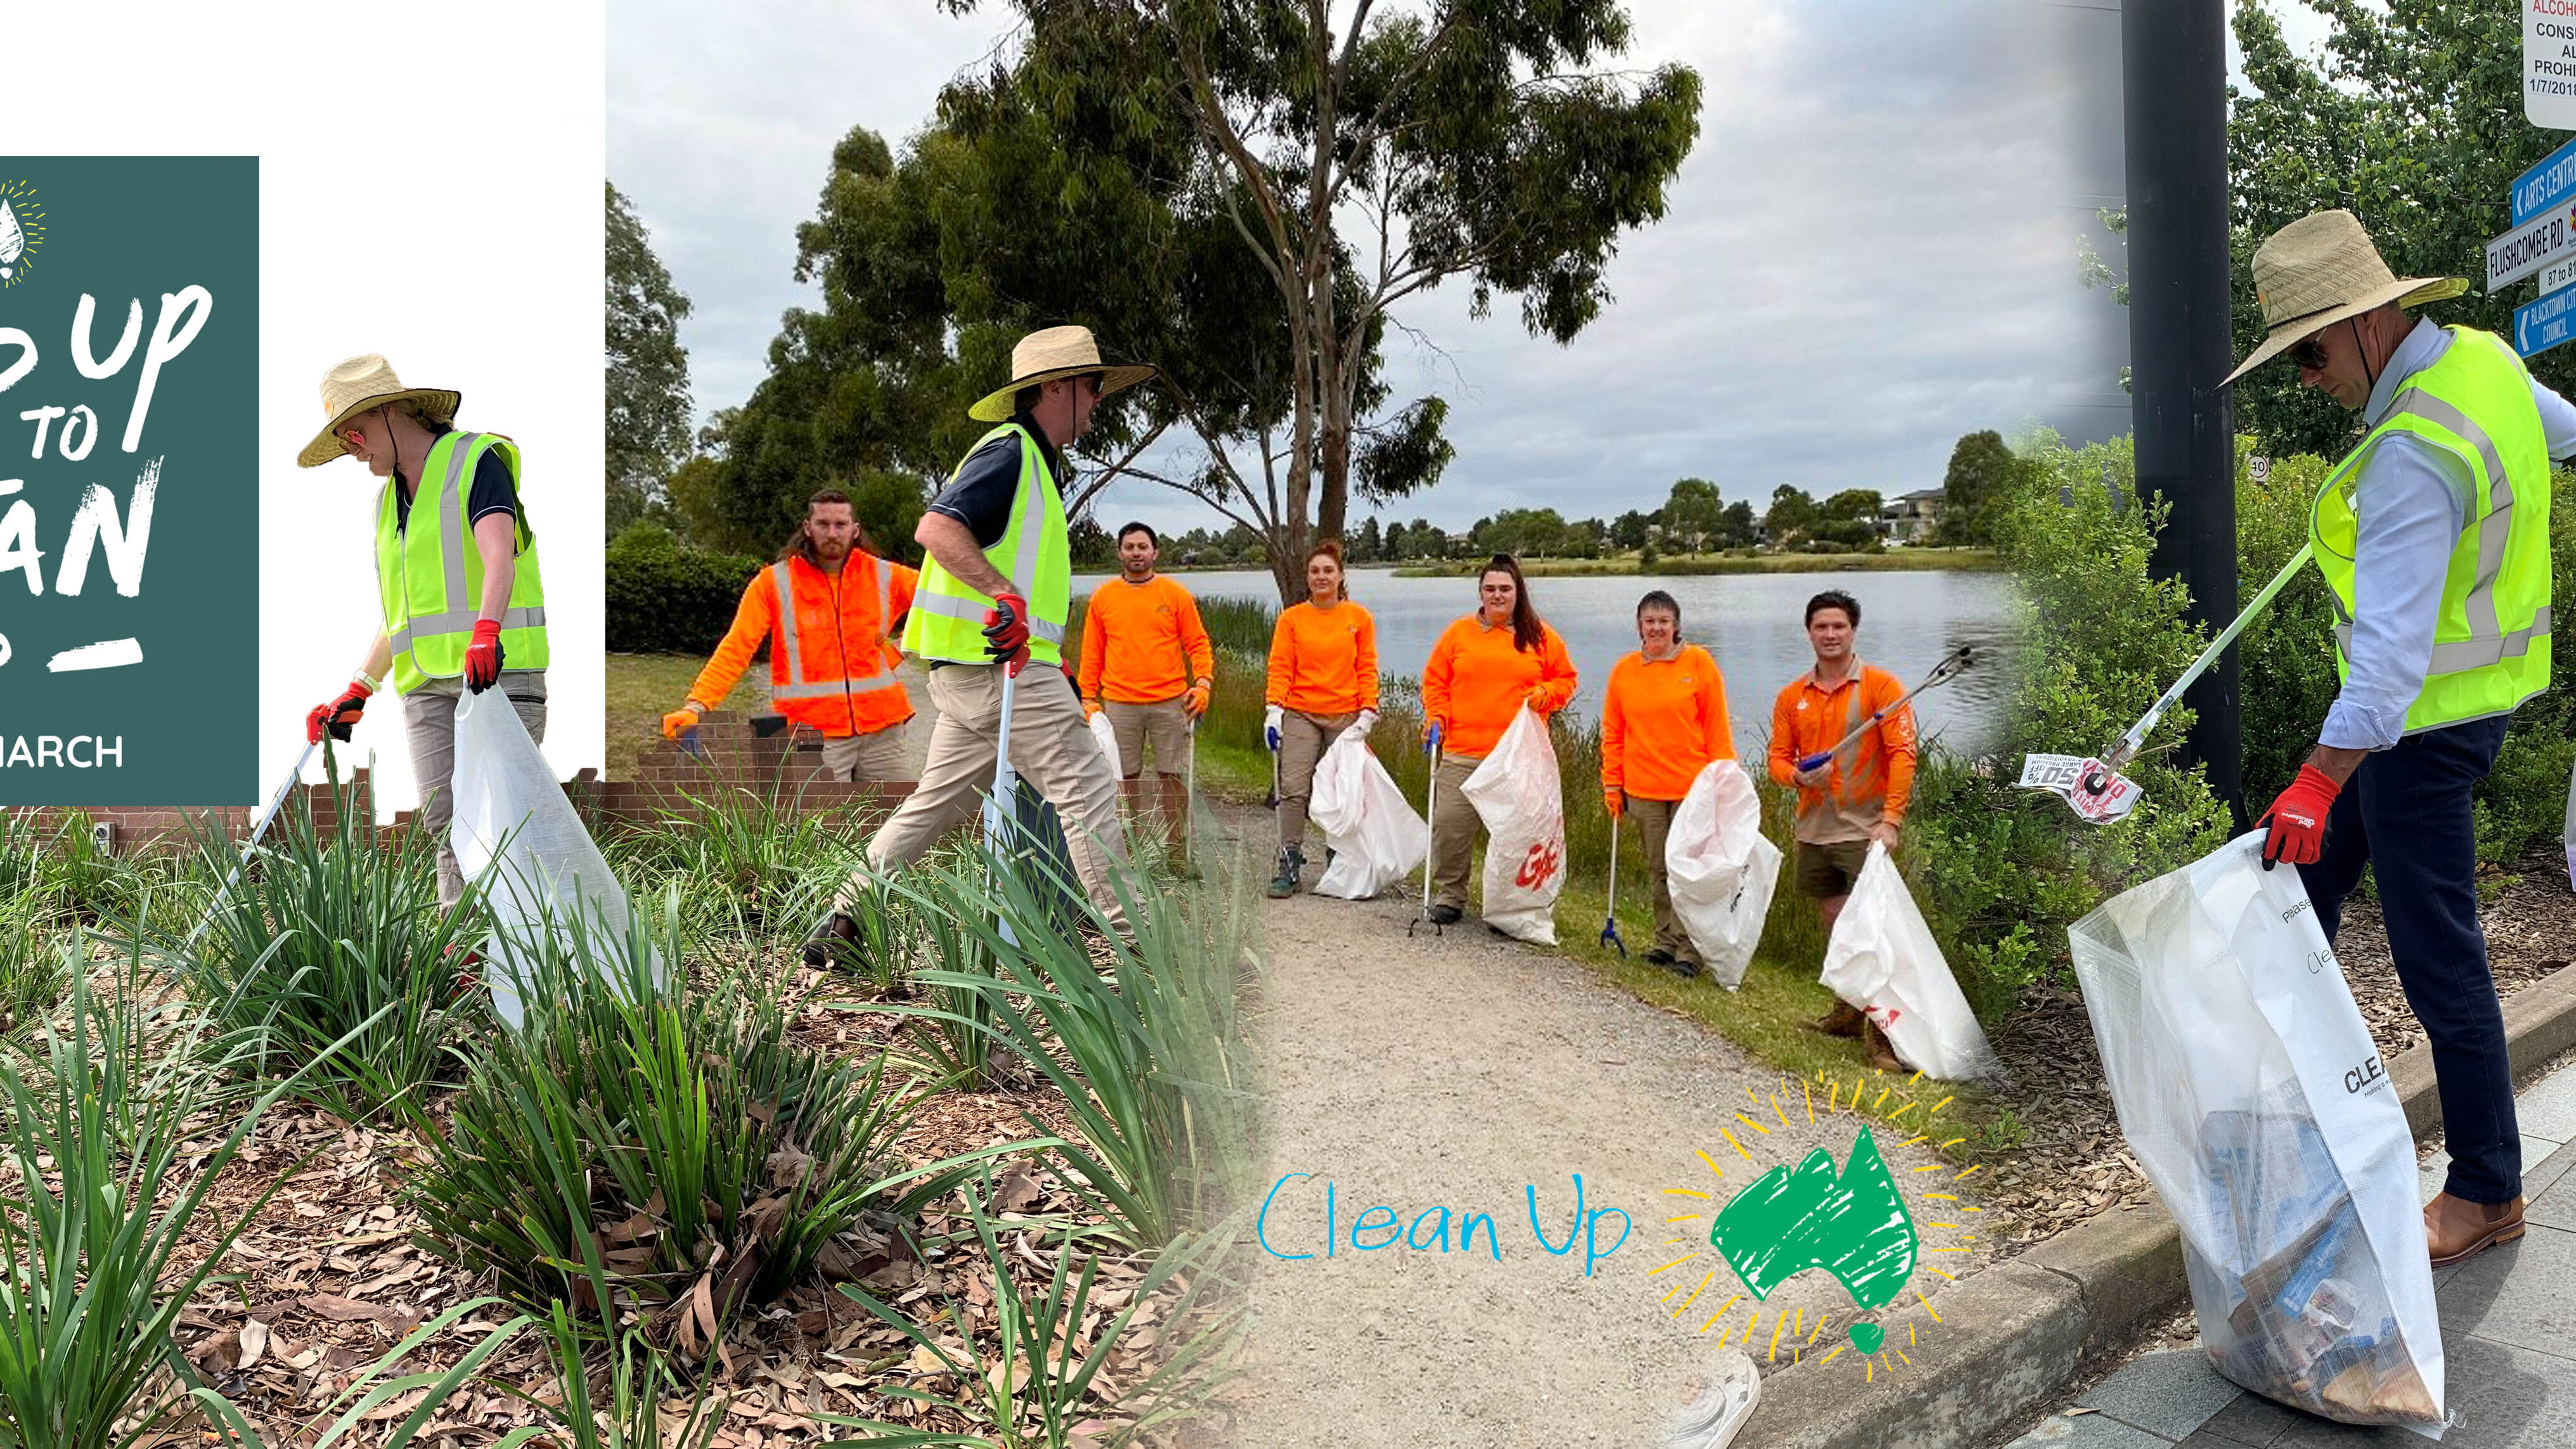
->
xmin=2515 ymin=284 xmax=2576 ymax=358
xmin=2515 ymin=134 xmax=2576 ymax=224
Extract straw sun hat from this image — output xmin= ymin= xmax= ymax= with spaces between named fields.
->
xmin=297 ymin=354 xmax=461 ymax=468
xmin=967 ymin=325 xmax=1156 ymax=423
xmin=2222 ymin=209 xmax=2468 ymax=386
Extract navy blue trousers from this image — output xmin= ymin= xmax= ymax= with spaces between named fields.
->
xmin=2296 ymin=714 xmax=2518 ymax=1204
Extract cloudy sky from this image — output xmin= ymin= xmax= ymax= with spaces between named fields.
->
xmin=612 ymin=0 xmax=2193 ymax=537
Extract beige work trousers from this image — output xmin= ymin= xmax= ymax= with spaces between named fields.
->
xmin=1428 ymin=753 xmax=1485 ymax=911
xmin=1104 ymin=697 xmax=1191 ymax=779
xmin=1623 ymin=795 xmax=1702 ymax=966
xmin=401 ymin=671 xmax=550 ymax=908
xmin=863 ymin=663 xmax=1131 ymax=931
xmin=1274 ymin=709 xmax=1356 ymax=851
xmin=812 ymin=722 xmax=908 ymax=783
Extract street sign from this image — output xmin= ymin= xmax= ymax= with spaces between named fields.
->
xmin=2544 ymin=253 xmax=2576 ymax=295
xmin=2487 ymin=200 xmax=2576 ymax=290
xmin=2515 ymin=133 xmax=2576 ymax=221
xmin=2532 ymin=0 xmax=2576 ymax=129
xmin=2516 ymin=283 xmax=2576 ymax=357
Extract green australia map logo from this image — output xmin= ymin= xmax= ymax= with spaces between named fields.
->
xmin=1712 ymin=1127 xmax=1914 ymax=1354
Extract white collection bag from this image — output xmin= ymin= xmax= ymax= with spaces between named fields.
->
xmin=2070 ymin=832 xmax=2442 ymax=1433
xmin=1663 ymin=760 xmax=1782 ymax=989
xmin=2561 ymin=754 xmax=2573 ymax=891
xmin=449 ymin=694 xmax=656 ymax=1029
xmin=1817 ymin=842 xmax=1999 ymax=1080
xmin=1088 ymin=710 xmax=1124 ymax=779
xmin=1460 ymin=706 xmax=1566 ymax=944
xmin=1307 ymin=730 xmax=1425 ymax=899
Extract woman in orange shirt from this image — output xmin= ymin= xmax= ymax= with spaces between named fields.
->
xmin=1600 ymin=589 xmax=1734 ymax=978
xmin=1419 ymin=555 xmax=1578 ymax=925
xmin=1264 ymin=539 xmax=1380 ymax=897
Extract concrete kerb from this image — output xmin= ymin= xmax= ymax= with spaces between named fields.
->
xmin=1735 ymin=960 xmax=2576 ymax=1449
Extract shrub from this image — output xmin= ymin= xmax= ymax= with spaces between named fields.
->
xmin=605 ymin=522 xmax=766 ymax=655
xmin=0 ymin=891 xmax=68 ymax=1041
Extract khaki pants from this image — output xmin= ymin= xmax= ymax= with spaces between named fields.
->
xmin=1428 ymin=753 xmax=1485 ymax=911
xmin=401 ymin=672 xmax=550 ymax=908
xmin=1104 ymin=696 xmax=1191 ymax=778
xmin=1625 ymin=795 xmax=1701 ymax=966
xmin=864 ymin=663 xmax=1131 ymax=931
xmin=812 ymin=722 xmax=908 ymax=783
xmin=1274 ymin=710 xmax=1356 ymax=851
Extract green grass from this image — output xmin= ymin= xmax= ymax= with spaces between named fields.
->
xmin=603 ymin=651 xmax=770 ymax=780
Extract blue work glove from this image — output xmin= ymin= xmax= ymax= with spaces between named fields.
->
xmin=1422 ymin=719 xmax=1444 ymax=756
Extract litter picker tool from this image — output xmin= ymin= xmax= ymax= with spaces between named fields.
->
xmin=1599 ymin=811 xmax=1628 ymax=958
xmin=984 ymin=661 xmax=1023 ymax=948
xmin=180 ymin=740 xmax=318 ymax=957
xmin=1794 ymin=645 xmax=1976 ymax=774
xmin=1408 ymin=724 xmax=1445 ymax=937
xmin=2019 ymin=543 xmax=2315 ymax=825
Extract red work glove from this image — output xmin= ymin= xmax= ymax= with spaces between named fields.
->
xmin=1185 ymin=679 xmax=1212 ymax=718
xmin=463 ymin=619 xmax=505 ymax=694
xmin=1602 ymin=785 xmax=1624 ymax=820
xmin=982 ymin=591 xmax=1031 ymax=676
xmin=2258 ymin=764 xmax=2340 ymax=870
xmin=306 ymin=680 xmax=372 ymax=744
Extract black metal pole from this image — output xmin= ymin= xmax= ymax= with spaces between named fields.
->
xmin=2122 ymin=0 xmax=2242 ymax=821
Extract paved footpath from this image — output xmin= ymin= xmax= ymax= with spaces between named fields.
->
xmin=2003 ymin=1057 xmax=2576 ymax=1448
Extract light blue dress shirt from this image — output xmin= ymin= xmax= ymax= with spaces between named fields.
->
xmin=2318 ymin=318 xmax=2576 ymax=751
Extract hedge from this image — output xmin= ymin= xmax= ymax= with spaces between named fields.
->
xmin=606 ymin=523 xmax=766 ymax=655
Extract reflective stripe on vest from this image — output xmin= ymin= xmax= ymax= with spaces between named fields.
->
xmin=766 ymin=557 xmax=911 ymax=709
xmin=901 ymin=422 xmax=1072 ymax=665
xmin=2309 ymin=326 xmax=2554 ymax=734
xmin=373 ymin=430 xmax=550 ymax=694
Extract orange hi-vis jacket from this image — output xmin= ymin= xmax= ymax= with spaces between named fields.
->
xmin=688 ymin=551 xmax=917 ymax=737
xmin=1766 ymin=660 xmax=1916 ymax=844
xmin=1079 ymin=575 xmax=1214 ymax=705
xmin=1601 ymin=646 xmax=1735 ymax=802
xmin=1266 ymin=599 xmax=1380 ymax=716
xmin=1420 ymin=614 xmax=1578 ymax=759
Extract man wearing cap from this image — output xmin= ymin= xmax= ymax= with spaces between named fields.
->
xmin=815 ymin=326 xmax=1153 ymax=957
xmin=2232 ymin=210 xmax=2568 ymax=1268
xmin=297 ymin=354 xmax=550 ymax=908
xmin=660 ymin=488 xmax=918 ymax=780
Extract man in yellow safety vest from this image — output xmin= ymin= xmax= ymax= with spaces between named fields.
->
xmin=2231 ymin=210 xmax=2565 ymax=1270
xmin=297 ymin=355 xmax=550 ymax=908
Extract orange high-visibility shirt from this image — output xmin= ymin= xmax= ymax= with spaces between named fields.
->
xmin=1265 ymin=599 xmax=1380 ymax=716
xmin=1078 ymin=575 xmax=1215 ymax=705
xmin=1420 ymin=615 xmax=1577 ymax=759
xmin=687 ymin=551 xmax=916 ymax=737
xmin=1601 ymin=645 xmax=1735 ymax=802
xmin=1766 ymin=660 xmax=1916 ymax=844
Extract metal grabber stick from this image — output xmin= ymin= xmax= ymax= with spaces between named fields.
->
xmin=1410 ymin=724 xmax=1444 ymax=937
xmin=1795 ymin=645 xmax=1977 ymax=775
xmin=983 ymin=660 xmax=1023 ymax=948
xmin=2078 ymin=543 xmax=2316 ymax=797
xmin=181 ymin=739 xmax=319 ymax=957
xmin=1600 ymin=809 xmax=1628 ymax=958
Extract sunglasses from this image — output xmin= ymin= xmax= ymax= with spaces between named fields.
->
xmin=2288 ymin=334 xmax=2331 ymax=371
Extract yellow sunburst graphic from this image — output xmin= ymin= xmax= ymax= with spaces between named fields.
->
xmin=1647 ymin=1066 xmax=1981 ymax=1381
xmin=0 ymin=180 xmax=46 ymax=288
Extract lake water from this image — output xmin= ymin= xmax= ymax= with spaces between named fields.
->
xmin=1075 ymin=567 xmax=2021 ymax=758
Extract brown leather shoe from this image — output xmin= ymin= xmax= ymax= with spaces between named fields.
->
xmin=1863 ymin=1019 xmax=1905 ymax=1074
xmin=1803 ymin=1001 xmax=1865 ymax=1038
xmin=2424 ymin=1191 xmax=2525 ymax=1267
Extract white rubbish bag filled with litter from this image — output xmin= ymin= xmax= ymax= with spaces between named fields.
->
xmin=1308 ymin=728 xmax=1426 ymax=900
xmin=449 ymin=693 xmax=657 ymax=1029
xmin=1460 ymin=705 xmax=1566 ymax=945
xmin=1663 ymin=759 xmax=1782 ymax=990
xmin=2070 ymin=832 xmax=2443 ymax=1434
xmin=1817 ymin=842 xmax=1999 ymax=1080
xmin=1088 ymin=710 xmax=1124 ymax=780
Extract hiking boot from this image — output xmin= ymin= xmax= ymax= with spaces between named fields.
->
xmin=802 ymin=911 xmax=861 ymax=970
xmin=2425 ymin=1192 xmax=2525 ymax=1267
xmin=1668 ymin=956 xmax=1705 ymax=982
xmin=1267 ymin=847 xmax=1305 ymax=899
xmin=1645 ymin=947 xmax=1676 ymax=967
xmin=1803 ymin=1000 xmax=1865 ymax=1038
xmin=1862 ymin=1019 xmax=1905 ymax=1074
xmin=1427 ymin=902 xmax=1464 ymax=926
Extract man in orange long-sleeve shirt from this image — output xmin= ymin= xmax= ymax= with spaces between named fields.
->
xmin=1768 ymin=589 xmax=1915 ymax=1063
xmin=1078 ymin=522 xmax=1214 ymax=782
xmin=661 ymin=489 xmax=917 ymax=782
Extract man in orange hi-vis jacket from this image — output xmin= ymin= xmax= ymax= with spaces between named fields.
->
xmin=1768 ymin=588 xmax=1914 ymax=1068
xmin=662 ymin=488 xmax=917 ymax=782
xmin=1078 ymin=522 xmax=1214 ymax=781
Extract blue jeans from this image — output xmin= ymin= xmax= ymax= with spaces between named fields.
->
xmin=2296 ymin=714 xmax=2518 ymax=1204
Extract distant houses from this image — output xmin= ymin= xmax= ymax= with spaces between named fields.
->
xmin=1878 ymin=487 xmax=1945 ymax=543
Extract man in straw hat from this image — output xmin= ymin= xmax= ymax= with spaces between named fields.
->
xmin=810 ymin=326 xmax=1153 ymax=961
xmin=297 ymin=354 xmax=551 ymax=908
xmin=2231 ymin=209 xmax=2569 ymax=1268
